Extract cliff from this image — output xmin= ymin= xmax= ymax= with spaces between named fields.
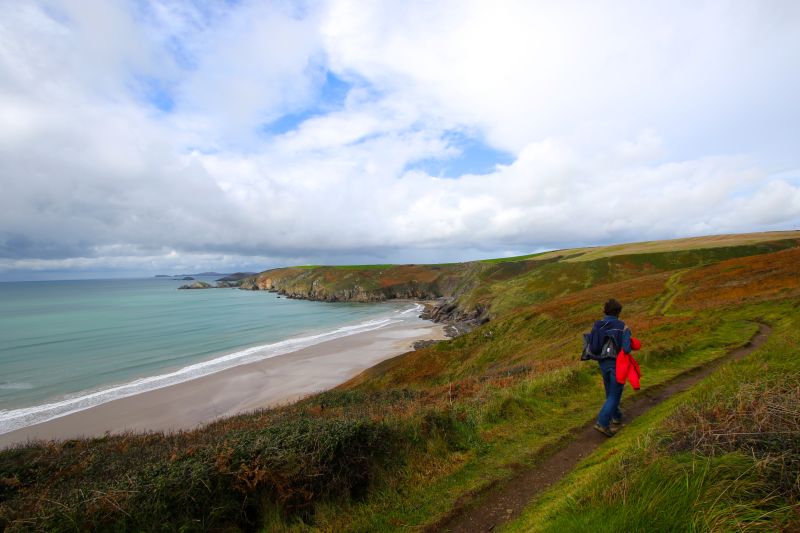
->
xmin=239 ymin=262 xmax=491 ymax=332
xmin=237 ymin=232 xmax=800 ymax=334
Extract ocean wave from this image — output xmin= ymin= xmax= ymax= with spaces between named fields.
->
xmin=0 ymin=305 xmax=421 ymax=435
xmin=398 ymin=303 xmax=424 ymax=316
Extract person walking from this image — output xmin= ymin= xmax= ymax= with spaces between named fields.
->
xmin=588 ymin=298 xmax=632 ymax=437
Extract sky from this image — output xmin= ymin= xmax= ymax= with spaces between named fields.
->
xmin=1 ymin=0 xmax=799 ymax=280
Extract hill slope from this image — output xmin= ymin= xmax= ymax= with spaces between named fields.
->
xmin=240 ymin=230 xmax=799 ymax=329
xmin=1 ymin=231 xmax=798 ymax=531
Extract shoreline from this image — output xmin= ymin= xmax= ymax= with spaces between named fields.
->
xmin=0 ymin=317 xmax=446 ymax=449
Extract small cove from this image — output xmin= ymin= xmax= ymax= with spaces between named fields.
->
xmin=0 ymin=277 xmax=414 ymax=433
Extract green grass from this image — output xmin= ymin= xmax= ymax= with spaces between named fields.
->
xmin=329 ymin=264 xmax=396 ymax=270
xmin=281 ymin=310 xmax=765 ymax=531
xmin=650 ymin=268 xmax=687 ymax=315
xmin=560 ymin=231 xmax=800 ymax=262
xmin=295 ymin=264 xmax=397 ymax=269
xmin=502 ymin=301 xmax=800 ymax=533
xmin=478 ymin=250 xmax=558 ymax=263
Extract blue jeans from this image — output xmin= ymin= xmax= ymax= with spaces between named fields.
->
xmin=597 ymin=358 xmax=624 ymax=428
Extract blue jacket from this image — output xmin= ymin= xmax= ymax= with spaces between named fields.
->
xmin=588 ymin=316 xmax=631 ymax=358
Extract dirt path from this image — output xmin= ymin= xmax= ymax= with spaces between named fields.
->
xmin=651 ymin=269 xmax=687 ymax=316
xmin=427 ymin=323 xmax=771 ymax=533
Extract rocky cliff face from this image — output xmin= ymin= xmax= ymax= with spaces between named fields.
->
xmin=242 ymin=276 xmax=443 ymax=302
xmin=420 ymin=299 xmax=490 ymax=336
xmin=238 ymin=263 xmax=491 ymax=334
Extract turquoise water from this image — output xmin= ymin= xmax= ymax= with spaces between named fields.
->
xmin=0 ymin=278 xmax=414 ymax=433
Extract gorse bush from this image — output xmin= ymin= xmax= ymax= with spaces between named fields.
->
xmin=0 ymin=399 xmax=486 ymax=532
xmin=0 ymin=416 xmax=399 ymax=531
xmin=662 ymin=376 xmax=800 ymax=501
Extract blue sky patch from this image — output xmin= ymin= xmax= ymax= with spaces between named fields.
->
xmin=261 ymin=109 xmax=320 ymax=135
xmin=318 ymin=71 xmax=351 ymax=108
xmin=407 ymin=132 xmax=515 ymax=178
xmin=134 ymin=76 xmax=175 ymax=113
xmin=261 ymin=71 xmax=353 ymax=136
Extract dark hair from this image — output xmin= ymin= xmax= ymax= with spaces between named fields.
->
xmin=604 ymin=299 xmax=622 ymax=317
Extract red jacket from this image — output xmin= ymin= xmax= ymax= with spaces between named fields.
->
xmin=616 ymin=337 xmax=642 ymax=389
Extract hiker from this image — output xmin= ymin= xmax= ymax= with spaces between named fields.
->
xmin=587 ymin=298 xmax=632 ymax=437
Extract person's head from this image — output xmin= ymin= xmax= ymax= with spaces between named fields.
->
xmin=603 ymin=298 xmax=622 ymax=317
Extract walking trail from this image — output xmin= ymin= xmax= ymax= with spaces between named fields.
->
xmin=427 ymin=323 xmax=772 ymax=533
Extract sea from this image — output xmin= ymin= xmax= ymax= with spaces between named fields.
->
xmin=0 ymin=277 xmax=420 ymax=435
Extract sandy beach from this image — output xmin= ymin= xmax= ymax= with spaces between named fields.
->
xmin=0 ymin=318 xmax=446 ymax=449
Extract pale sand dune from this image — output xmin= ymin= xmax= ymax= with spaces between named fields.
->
xmin=0 ymin=320 xmax=446 ymax=449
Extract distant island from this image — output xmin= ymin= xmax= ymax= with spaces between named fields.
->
xmin=176 ymin=272 xmax=258 ymax=290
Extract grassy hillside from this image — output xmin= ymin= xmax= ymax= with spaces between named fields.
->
xmin=504 ymin=301 xmax=800 ymax=532
xmin=239 ymin=230 xmax=799 ymax=325
xmin=506 ymin=230 xmax=800 ymax=263
xmin=238 ymin=262 xmax=481 ymax=302
xmin=1 ymin=231 xmax=798 ymax=531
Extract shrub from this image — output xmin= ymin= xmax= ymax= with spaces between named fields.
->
xmin=0 ymin=417 xmax=399 ymax=531
xmin=661 ymin=376 xmax=800 ymax=500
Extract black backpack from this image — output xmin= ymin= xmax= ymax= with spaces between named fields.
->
xmin=580 ymin=327 xmax=619 ymax=361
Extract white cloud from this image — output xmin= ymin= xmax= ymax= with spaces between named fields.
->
xmin=0 ymin=0 xmax=799 ymax=278
xmin=171 ymin=2 xmax=324 ymax=146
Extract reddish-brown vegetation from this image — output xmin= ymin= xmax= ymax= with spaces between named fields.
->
xmin=674 ymin=247 xmax=800 ymax=311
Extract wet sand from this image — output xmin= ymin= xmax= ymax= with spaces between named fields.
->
xmin=0 ymin=319 xmax=446 ymax=448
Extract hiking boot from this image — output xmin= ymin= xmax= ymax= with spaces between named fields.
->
xmin=611 ymin=417 xmax=622 ymax=426
xmin=594 ymin=423 xmax=616 ymax=437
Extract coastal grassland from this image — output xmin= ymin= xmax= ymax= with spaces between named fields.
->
xmin=302 ymin=248 xmax=799 ymax=531
xmin=478 ymin=250 xmax=556 ymax=263
xmin=299 ymin=264 xmax=396 ymax=270
xmin=455 ymin=237 xmax=800 ymax=318
xmin=317 ymin=245 xmax=798 ymax=532
xmin=502 ymin=300 xmax=800 ymax=532
xmin=240 ymin=232 xmax=799 ymax=310
xmin=533 ymin=229 xmax=800 ymax=262
xmin=1 ymin=234 xmax=798 ymax=531
xmin=347 ymin=243 xmax=800 ymax=390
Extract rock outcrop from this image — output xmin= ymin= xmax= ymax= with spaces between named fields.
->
xmin=420 ymin=298 xmax=490 ymax=336
xmin=178 ymin=280 xmax=242 ymax=289
xmin=178 ymin=281 xmax=212 ymax=289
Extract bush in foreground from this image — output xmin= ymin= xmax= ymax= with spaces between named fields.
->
xmin=0 ymin=415 xmax=398 ymax=531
